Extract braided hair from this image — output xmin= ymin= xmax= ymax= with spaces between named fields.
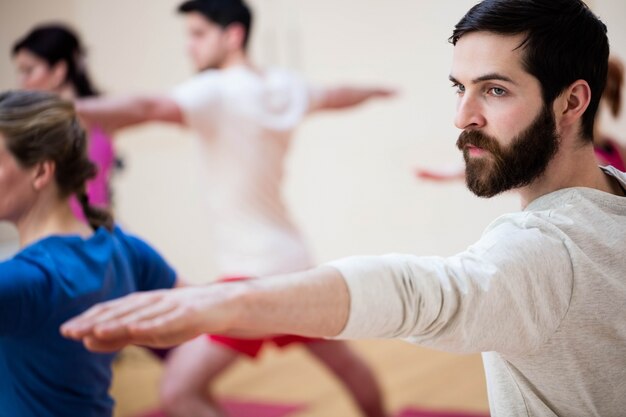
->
xmin=0 ymin=90 xmax=113 ymax=230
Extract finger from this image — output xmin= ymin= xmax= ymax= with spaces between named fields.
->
xmin=376 ymin=88 xmax=397 ymax=97
xmin=127 ymin=308 xmax=199 ymax=347
xmin=416 ymin=169 xmax=451 ymax=180
xmin=90 ymin=293 xmax=163 ymax=324
xmin=118 ymin=300 xmax=177 ymax=326
xmin=92 ymin=320 xmax=133 ymax=341
xmin=61 ymin=301 xmax=117 ymax=338
xmin=83 ymin=335 xmax=133 ymax=353
xmin=415 ymin=166 xmax=465 ymax=181
xmin=90 ymin=301 xmax=178 ymax=340
xmin=63 ymin=293 xmax=162 ymax=339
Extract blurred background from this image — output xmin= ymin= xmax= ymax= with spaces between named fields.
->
xmin=1 ymin=1 xmax=625 ymax=416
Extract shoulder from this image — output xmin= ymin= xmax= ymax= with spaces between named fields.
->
xmin=474 ymin=211 xmax=574 ymax=267
xmin=267 ymin=67 xmax=304 ymax=80
xmin=110 ymin=226 xmax=167 ymax=264
xmin=174 ymin=71 xmax=222 ymax=94
xmin=110 ymin=226 xmax=147 ymax=253
xmin=0 ymin=256 xmax=51 ymax=294
xmin=86 ymin=124 xmax=114 ymax=144
xmin=266 ymin=67 xmax=308 ymax=89
xmin=171 ymin=71 xmax=223 ymax=112
xmin=110 ymin=226 xmax=176 ymax=290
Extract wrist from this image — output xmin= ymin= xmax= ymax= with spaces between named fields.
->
xmin=212 ymin=280 xmax=254 ymax=333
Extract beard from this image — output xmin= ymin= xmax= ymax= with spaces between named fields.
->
xmin=456 ymin=104 xmax=560 ymax=198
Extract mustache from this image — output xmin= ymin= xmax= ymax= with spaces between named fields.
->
xmin=456 ymin=130 xmax=502 ymax=154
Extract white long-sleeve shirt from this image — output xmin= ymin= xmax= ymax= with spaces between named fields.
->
xmin=329 ymin=166 xmax=626 ymax=417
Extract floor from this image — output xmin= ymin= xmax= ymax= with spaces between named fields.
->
xmin=111 ymin=340 xmax=489 ymax=417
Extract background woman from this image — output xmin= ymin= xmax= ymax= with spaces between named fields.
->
xmin=12 ymin=24 xmax=119 ymax=218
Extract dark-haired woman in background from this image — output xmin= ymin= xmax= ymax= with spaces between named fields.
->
xmin=0 ymin=90 xmax=179 ymax=417
xmin=12 ymin=24 xmax=118 ymax=219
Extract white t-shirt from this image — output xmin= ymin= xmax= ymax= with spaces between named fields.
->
xmin=172 ymin=66 xmax=313 ymax=276
xmin=328 ymin=166 xmax=626 ymax=417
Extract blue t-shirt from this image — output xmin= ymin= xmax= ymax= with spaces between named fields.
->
xmin=0 ymin=226 xmax=177 ymax=417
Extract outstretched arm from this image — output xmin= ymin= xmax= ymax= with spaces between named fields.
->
xmin=76 ymin=95 xmax=185 ymax=133
xmin=415 ymin=163 xmax=466 ymax=182
xmin=60 ymin=266 xmax=349 ymax=352
xmin=62 ymin=226 xmax=574 ymax=356
xmin=310 ymin=86 xmax=395 ymax=112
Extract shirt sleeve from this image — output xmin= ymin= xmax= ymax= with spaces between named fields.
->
xmin=0 ymin=259 xmax=51 ymax=335
xmin=326 ymin=220 xmax=574 ymax=356
xmin=278 ymin=69 xmax=315 ymax=115
xmin=170 ymin=73 xmax=219 ymax=131
xmin=125 ymin=235 xmax=177 ymax=292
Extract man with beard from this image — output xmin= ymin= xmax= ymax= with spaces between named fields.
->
xmin=63 ymin=0 xmax=626 ymax=416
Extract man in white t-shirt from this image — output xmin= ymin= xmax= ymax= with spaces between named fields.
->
xmin=77 ymin=1 xmax=391 ymax=416
xmin=67 ymin=0 xmax=626 ymax=416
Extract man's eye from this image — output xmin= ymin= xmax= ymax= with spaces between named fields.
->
xmin=489 ymin=87 xmax=506 ymax=97
xmin=452 ymin=83 xmax=465 ymax=94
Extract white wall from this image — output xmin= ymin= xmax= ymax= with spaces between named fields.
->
xmin=1 ymin=1 xmax=624 ymax=280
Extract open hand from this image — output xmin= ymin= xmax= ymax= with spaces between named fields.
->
xmin=60 ymin=285 xmax=240 ymax=352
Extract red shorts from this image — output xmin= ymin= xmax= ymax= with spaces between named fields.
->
xmin=208 ymin=276 xmax=321 ymax=358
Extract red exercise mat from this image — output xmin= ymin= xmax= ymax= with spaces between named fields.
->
xmin=136 ymin=398 xmax=304 ymax=417
xmin=395 ymin=408 xmax=489 ymax=417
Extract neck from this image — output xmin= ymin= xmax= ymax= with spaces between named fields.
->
xmin=56 ymin=83 xmax=77 ymax=101
xmin=518 ymin=139 xmax=622 ymax=208
xmin=219 ymin=49 xmax=253 ymax=71
xmin=15 ymin=195 xmax=92 ymax=248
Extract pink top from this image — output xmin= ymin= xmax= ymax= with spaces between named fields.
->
xmin=70 ymin=125 xmax=115 ymax=220
xmin=594 ymin=138 xmax=626 ymax=172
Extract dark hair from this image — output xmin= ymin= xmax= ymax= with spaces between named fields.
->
xmin=178 ymin=0 xmax=252 ymax=49
xmin=0 ymin=90 xmax=113 ymax=231
xmin=12 ymin=24 xmax=100 ymax=98
xmin=450 ymin=0 xmax=609 ymax=141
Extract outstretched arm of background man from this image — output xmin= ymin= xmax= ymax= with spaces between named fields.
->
xmin=76 ymin=95 xmax=185 ymax=133
xmin=309 ymin=86 xmax=396 ymax=111
xmin=60 ymin=266 xmax=349 ymax=352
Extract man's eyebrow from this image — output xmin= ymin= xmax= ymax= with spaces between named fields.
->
xmin=449 ymin=73 xmax=518 ymax=85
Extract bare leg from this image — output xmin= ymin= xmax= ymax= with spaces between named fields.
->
xmin=305 ymin=340 xmax=387 ymax=417
xmin=160 ymin=336 xmax=239 ymax=417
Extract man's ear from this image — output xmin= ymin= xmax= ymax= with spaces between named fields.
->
xmin=554 ymin=79 xmax=591 ymax=130
xmin=224 ymin=23 xmax=246 ymax=51
xmin=32 ymin=160 xmax=56 ymax=191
